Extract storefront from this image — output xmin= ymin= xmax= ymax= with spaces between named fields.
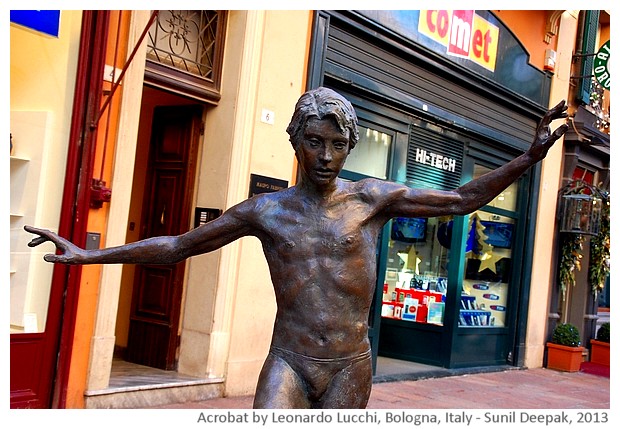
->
xmin=308 ymin=10 xmax=555 ymax=370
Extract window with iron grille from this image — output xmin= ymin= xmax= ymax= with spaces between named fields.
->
xmin=145 ymin=10 xmax=227 ymax=103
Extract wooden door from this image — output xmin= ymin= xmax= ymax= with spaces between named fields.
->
xmin=125 ymin=105 xmax=202 ymax=370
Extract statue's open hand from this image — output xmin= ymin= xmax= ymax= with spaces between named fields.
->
xmin=530 ymin=100 xmax=569 ymax=161
xmin=24 ymin=225 xmax=82 ymax=264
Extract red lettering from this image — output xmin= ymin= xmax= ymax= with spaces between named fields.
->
xmin=426 ymin=10 xmax=436 ymax=32
xmin=472 ymin=29 xmax=483 ymax=57
xmin=437 ymin=10 xmax=449 ymax=38
xmin=483 ymin=30 xmax=493 ymax=62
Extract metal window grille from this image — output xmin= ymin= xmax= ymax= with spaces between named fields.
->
xmin=147 ymin=11 xmax=220 ymax=81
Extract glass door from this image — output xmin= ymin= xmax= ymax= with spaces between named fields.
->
xmin=459 ymin=164 xmax=520 ymax=329
xmin=448 ymin=159 xmax=529 ymax=368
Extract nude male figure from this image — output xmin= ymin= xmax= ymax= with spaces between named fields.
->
xmin=26 ymin=87 xmax=568 ymax=408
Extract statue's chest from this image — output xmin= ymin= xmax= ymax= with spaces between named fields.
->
xmin=268 ymin=207 xmax=373 ymax=257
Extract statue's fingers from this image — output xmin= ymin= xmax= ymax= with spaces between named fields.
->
xmin=28 ymin=236 xmax=50 ymax=247
xmin=44 ymin=253 xmax=74 ymax=264
xmin=551 ymin=99 xmax=567 ymax=112
xmin=541 ymin=100 xmax=567 ymax=124
xmin=24 ymin=225 xmax=47 ymax=235
xmin=552 ymin=124 xmax=569 ymax=139
xmin=550 ymin=100 xmax=568 ymax=119
xmin=43 ymin=254 xmax=59 ymax=263
xmin=545 ymin=124 xmax=569 ymax=146
xmin=24 ymin=225 xmax=54 ymax=244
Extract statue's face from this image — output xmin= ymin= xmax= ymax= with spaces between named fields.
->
xmin=297 ymin=117 xmax=350 ymax=186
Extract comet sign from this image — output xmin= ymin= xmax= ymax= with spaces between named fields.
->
xmin=418 ymin=10 xmax=499 ymax=72
xmin=594 ymin=40 xmax=610 ymax=90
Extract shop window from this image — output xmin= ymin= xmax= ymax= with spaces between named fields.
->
xmin=474 ymin=164 xmax=519 ymax=211
xmin=343 ymin=125 xmax=391 ymax=179
xmin=572 ymin=166 xmax=595 ymax=185
xmin=381 ymin=216 xmax=452 ymax=325
xmin=459 ymin=165 xmax=519 ymax=328
xmin=145 ymin=10 xmax=227 ymax=103
xmin=380 ymin=163 xmax=520 ymax=328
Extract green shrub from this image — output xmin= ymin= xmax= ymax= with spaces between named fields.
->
xmin=596 ymin=322 xmax=610 ymax=343
xmin=552 ymin=323 xmax=581 ymax=347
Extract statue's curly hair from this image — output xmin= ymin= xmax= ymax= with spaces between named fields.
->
xmin=286 ymin=87 xmax=359 ymax=152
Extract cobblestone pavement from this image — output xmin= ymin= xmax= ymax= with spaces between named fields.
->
xmin=150 ymin=367 xmax=610 ymax=409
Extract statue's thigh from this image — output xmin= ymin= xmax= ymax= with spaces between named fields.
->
xmin=253 ymin=352 xmax=311 ymax=409
xmin=318 ymin=356 xmax=372 ymax=409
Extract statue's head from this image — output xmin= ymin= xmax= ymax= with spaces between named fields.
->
xmin=286 ymin=87 xmax=359 ymax=152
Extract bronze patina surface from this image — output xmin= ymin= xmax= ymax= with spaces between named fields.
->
xmin=26 ymin=87 xmax=568 ymax=408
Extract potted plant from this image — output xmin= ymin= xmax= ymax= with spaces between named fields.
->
xmin=546 ymin=323 xmax=584 ymax=372
xmin=590 ymin=322 xmax=610 ymax=366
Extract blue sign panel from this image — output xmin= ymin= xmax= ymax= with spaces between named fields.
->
xmin=10 ymin=10 xmax=61 ymax=37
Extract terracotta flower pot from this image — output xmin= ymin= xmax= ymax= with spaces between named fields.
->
xmin=546 ymin=342 xmax=584 ymax=372
xmin=590 ymin=339 xmax=610 ymax=366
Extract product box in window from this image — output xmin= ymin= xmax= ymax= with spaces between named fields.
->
xmin=402 ymin=289 xmax=445 ymax=323
xmin=381 ymin=303 xmax=394 ymax=318
xmin=402 ymin=296 xmax=418 ymax=321
xmin=393 ymin=302 xmax=404 ymax=319
xmin=427 ymin=302 xmax=445 ymax=325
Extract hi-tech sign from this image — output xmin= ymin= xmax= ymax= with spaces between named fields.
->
xmin=413 ymin=148 xmax=457 ymax=173
xmin=418 ymin=10 xmax=499 ymax=72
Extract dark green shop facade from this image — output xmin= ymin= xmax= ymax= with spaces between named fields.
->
xmin=307 ymin=10 xmax=554 ymax=371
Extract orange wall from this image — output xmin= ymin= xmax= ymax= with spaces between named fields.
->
xmin=493 ymin=10 xmax=555 ymax=71
xmin=65 ymin=10 xmax=130 ymax=408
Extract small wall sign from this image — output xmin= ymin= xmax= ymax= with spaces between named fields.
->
xmin=249 ymin=174 xmax=288 ymax=197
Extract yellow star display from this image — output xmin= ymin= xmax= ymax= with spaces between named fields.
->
xmin=407 ymin=246 xmax=422 ymax=274
xmin=478 ymin=243 xmax=503 ymax=273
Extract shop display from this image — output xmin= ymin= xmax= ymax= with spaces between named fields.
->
xmin=459 ymin=294 xmax=491 ymax=326
xmin=382 ymin=215 xmax=450 ymax=326
xmin=459 ymin=281 xmax=508 ymax=327
xmin=381 ymin=281 xmax=445 ymax=325
xmin=459 ymin=207 xmax=514 ymax=328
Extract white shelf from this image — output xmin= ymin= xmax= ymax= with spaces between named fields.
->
xmin=11 ymin=111 xmax=53 ymax=331
xmin=10 ymin=155 xmax=30 ymax=163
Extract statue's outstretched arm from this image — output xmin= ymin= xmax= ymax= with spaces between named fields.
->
xmin=24 ymin=198 xmax=256 ymax=265
xmin=379 ymin=100 xmax=568 ymax=219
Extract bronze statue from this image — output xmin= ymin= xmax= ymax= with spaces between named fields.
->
xmin=25 ymin=87 xmax=568 ymax=409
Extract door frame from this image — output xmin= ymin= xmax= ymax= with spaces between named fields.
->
xmin=10 ymin=11 xmax=109 ymax=408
